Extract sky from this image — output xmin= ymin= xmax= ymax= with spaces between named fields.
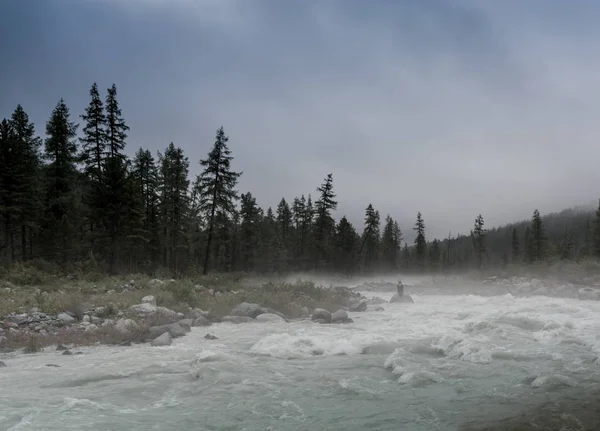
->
xmin=2 ymin=0 xmax=600 ymax=240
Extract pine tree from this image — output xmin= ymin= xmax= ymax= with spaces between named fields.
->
xmin=132 ymin=148 xmax=160 ymax=267
xmin=276 ymin=197 xmax=293 ymax=264
xmin=593 ymin=199 xmax=600 ymax=258
xmin=381 ymin=216 xmax=402 ymax=272
xmin=472 ymin=214 xmax=486 ymax=269
xmin=104 ymin=84 xmax=129 ymax=160
xmin=239 ymin=192 xmax=261 ymax=271
xmin=559 ymin=225 xmax=574 ymax=261
xmin=511 ymin=227 xmax=520 ymax=263
xmin=194 ymin=127 xmax=242 ymax=274
xmin=413 ymin=212 xmax=427 ymax=270
xmin=94 ymin=85 xmax=133 ymax=272
xmin=159 ymin=143 xmax=190 ymax=273
xmin=524 ymin=226 xmax=534 ymax=263
xmin=80 ymin=83 xmax=106 ymax=180
xmin=2 ymin=106 xmax=42 ymax=262
xmin=40 ymin=99 xmax=80 ymax=264
xmin=429 ymin=239 xmax=441 ymax=271
xmin=530 ymin=209 xmax=546 ymax=262
xmin=313 ymin=174 xmax=337 ymax=269
xmin=360 ymin=203 xmax=380 ymax=272
xmin=334 ymin=216 xmax=359 ymax=274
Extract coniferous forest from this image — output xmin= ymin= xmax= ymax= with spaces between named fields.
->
xmin=2 ymin=83 xmax=600 ymax=277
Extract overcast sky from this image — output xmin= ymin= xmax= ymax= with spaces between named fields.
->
xmin=1 ymin=0 xmax=600 ymax=240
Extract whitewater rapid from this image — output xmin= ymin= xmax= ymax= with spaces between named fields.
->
xmin=2 ymin=291 xmax=600 ymax=430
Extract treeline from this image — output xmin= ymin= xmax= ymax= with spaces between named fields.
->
xmin=1 ymin=83 xmax=600 ymax=277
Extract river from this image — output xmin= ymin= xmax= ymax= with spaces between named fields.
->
xmin=2 ymin=290 xmax=600 ymax=430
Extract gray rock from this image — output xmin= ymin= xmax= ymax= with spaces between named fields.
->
xmin=148 ymin=323 xmax=187 ymax=339
xmin=311 ymin=308 xmax=332 ymax=323
xmin=151 ymin=332 xmax=171 ymax=347
xmin=128 ymin=303 xmax=157 ymax=314
xmin=367 ymin=305 xmax=385 ymax=312
xmin=349 ymin=300 xmax=368 ymax=312
xmin=57 ymin=313 xmax=75 ymax=323
xmin=192 ymin=316 xmax=211 ymax=327
xmin=389 ymin=293 xmax=414 ymax=304
xmin=141 ymin=295 xmax=157 ymax=307
xmin=230 ymin=302 xmax=267 ymax=319
xmin=177 ymin=319 xmax=193 ymax=331
xmin=312 ymin=318 xmax=328 ymax=324
xmin=115 ymin=318 xmax=138 ymax=334
xmin=221 ymin=315 xmax=254 ymax=324
xmin=0 ymin=336 xmax=6 ymax=346
xmin=255 ymin=313 xmax=286 ymax=323
xmin=56 ymin=344 xmax=68 ymax=351
xmin=331 ymin=309 xmax=349 ymax=323
xmin=148 ymin=279 xmax=164 ymax=287
xmin=62 ymin=350 xmax=73 ymax=355
xmin=0 ymin=361 xmax=6 ymax=367
xmin=189 ymin=308 xmax=210 ymax=319
xmin=204 ymin=333 xmax=218 ymax=340
xmin=367 ymin=297 xmax=387 ymax=305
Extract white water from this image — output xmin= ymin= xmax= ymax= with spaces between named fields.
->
xmin=2 ymin=291 xmax=600 ymax=430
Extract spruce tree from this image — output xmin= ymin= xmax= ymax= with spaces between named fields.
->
xmin=194 ymin=127 xmax=242 ymax=274
xmin=80 ymin=83 xmax=107 ymax=180
xmin=313 ymin=174 xmax=337 ymax=269
xmin=104 ymin=84 xmax=129 ymax=160
xmin=593 ymin=199 xmax=600 ymax=258
xmin=530 ymin=209 xmax=546 ymax=262
xmin=413 ymin=212 xmax=427 ymax=270
xmin=334 ymin=216 xmax=359 ymax=274
xmin=41 ymin=99 xmax=80 ymax=264
xmin=132 ymin=148 xmax=160 ymax=266
xmin=472 ymin=214 xmax=486 ymax=269
xmin=1 ymin=106 xmax=42 ymax=262
xmin=381 ymin=215 xmax=402 ymax=272
xmin=429 ymin=239 xmax=441 ymax=271
xmin=159 ymin=143 xmax=190 ymax=273
xmin=239 ymin=192 xmax=261 ymax=271
xmin=511 ymin=227 xmax=520 ymax=263
xmin=360 ymin=203 xmax=380 ymax=272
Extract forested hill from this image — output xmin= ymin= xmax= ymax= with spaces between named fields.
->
xmin=1 ymin=83 xmax=600 ymax=277
xmin=433 ymin=205 xmax=598 ymax=271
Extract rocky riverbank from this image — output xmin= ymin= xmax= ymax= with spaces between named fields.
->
xmin=1 ymin=278 xmax=391 ymax=355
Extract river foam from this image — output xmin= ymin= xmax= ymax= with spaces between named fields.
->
xmin=2 ymin=292 xmax=600 ymax=430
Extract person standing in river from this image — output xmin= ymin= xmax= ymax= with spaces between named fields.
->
xmin=397 ymin=281 xmax=404 ymax=296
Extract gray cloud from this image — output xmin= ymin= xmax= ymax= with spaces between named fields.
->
xmin=2 ymin=0 xmax=600 ymax=240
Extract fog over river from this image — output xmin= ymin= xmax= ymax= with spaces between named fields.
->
xmin=2 ymin=286 xmax=600 ymax=430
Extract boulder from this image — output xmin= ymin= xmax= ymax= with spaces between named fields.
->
xmin=349 ymin=299 xmax=368 ymax=312
xmin=367 ymin=305 xmax=385 ymax=312
xmin=255 ymin=313 xmax=286 ymax=323
xmin=221 ymin=316 xmax=254 ymax=324
xmin=128 ymin=303 xmax=157 ymax=314
xmin=389 ymin=293 xmax=414 ymax=304
xmin=148 ymin=323 xmax=187 ymax=339
xmin=192 ymin=316 xmax=211 ymax=327
xmin=114 ymin=318 xmax=138 ymax=334
xmin=151 ymin=332 xmax=171 ymax=347
xmin=141 ymin=295 xmax=157 ymax=307
xmin=367 ymin=297 xmax=387 ymax=305
xmin=0 ymin=361 xmax=6 ymax=367
xmin=177 ymin=319 xmax=193 ymax=331
xmin=57 ymin=312 xmax=75 ymax=323
xmin=331 ymin=309 xmax=349 ymax=323
xmin=311 ymin=308 xmax=332 ymax=323
xmin=230 ymin=302 xmax=267 ymax=319
xmin=204 ymin=333 xmax=218 ymax=340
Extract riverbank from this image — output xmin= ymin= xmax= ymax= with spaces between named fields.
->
xmin=0 ymin=273 xmax=367 ymax=352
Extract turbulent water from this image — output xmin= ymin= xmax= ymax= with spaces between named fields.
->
xmin=2 ymin=290 xmax=600 ymax=431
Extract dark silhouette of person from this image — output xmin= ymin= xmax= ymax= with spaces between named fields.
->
xmin=397 ymin=281 xmax=404 ymax=296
